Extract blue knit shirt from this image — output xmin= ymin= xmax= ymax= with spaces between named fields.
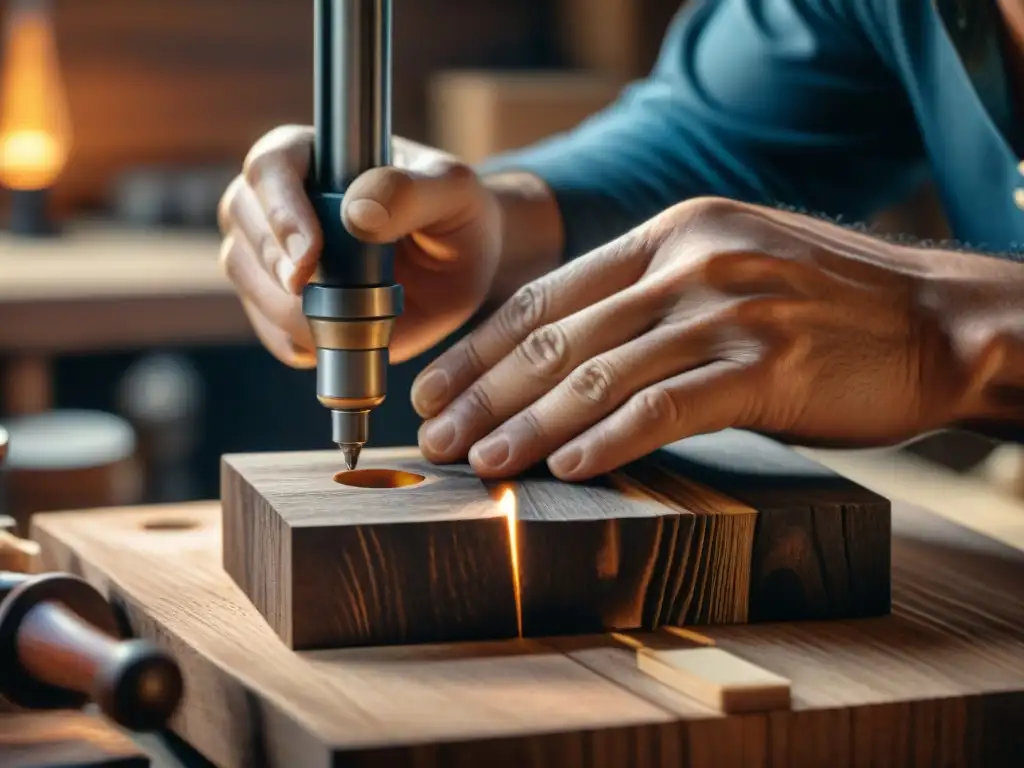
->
xmin=484 ymin=0 xmax=1024 ymax=262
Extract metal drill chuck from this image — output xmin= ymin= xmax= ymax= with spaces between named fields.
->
xmin=303 ymin=272 xmax=402 ymax=466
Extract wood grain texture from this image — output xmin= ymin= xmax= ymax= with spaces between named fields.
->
xmin=222 ymin=431 xmax=890 ymax=650
xmin=660 ymin=431 xmax=892 ymax=622
xmin=33 ymin=502 xmax=675 ymax=768
xmin=506 ymin=463 xmax=756 ymax=636
xmin=0 ymin=710 xmax=149 ymax=768
xmin=222 ymin=449 xmax=519 ymax=649
xmin=30 ymin=492 xmax=1024 ymax=767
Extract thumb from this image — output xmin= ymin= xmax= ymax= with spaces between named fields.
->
xmin=341 ymin=160 xmax=484 ymax=245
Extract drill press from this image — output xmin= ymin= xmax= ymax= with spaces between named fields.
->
xmin=304 ymin=0 xmax=402 ymax=470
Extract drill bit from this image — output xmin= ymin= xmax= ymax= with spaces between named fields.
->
xmin=331 ymin=407 xmax=369 ymax=471
xmin=340 ymin=443 xmax=362 ymax=471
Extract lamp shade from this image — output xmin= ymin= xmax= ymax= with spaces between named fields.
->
xmin=0 ymin=0 xmax=72 ymax=192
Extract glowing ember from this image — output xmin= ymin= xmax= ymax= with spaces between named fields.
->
xmin=498 ymin=487 xmax=522 ymax=637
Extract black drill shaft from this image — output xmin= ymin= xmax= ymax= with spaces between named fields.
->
xmin=306 ymin=0 xmax=401 ymax=468
xmin=314 ymin=0 xmax=392 ymax=193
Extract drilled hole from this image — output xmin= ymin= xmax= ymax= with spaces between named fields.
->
xmin=142 ymin=518 xmax=199 ymax=531
xmin=333 ymin=468 xmax=426 ymax=489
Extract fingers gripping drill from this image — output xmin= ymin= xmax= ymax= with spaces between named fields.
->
xmin=304 ymin=0 xmax=402 ymax=470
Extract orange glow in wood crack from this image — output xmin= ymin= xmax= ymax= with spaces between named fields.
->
xmin=498 ymin=486 xmax=523 ymax=637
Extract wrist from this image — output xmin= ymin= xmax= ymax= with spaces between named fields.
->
xmin=938 ymin=274 xmax=1024 ymax=434
xmin=480 ymin=172 xmax=564 ymax=305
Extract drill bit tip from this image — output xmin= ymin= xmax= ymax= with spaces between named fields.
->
xmin=339 ymin=443 xmax=363 ymax=471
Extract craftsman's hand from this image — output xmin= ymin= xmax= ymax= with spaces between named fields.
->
xmin=217 ymin=125 xmax=502 ymax=367
xmin=412 ymin=196 xmax=1024 ymax=479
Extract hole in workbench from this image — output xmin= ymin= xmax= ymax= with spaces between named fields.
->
xmin=142 ymin=518 xmax=200 ymax=531
xmin=333 ymin=468 xmax=426 ymax=489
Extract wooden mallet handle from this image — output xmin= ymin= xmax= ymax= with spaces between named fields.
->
xmin=0 ymin=572 xmax=183 ymax=731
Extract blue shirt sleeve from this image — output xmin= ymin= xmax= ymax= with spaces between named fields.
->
xmin=479 ymin=0 xmax=928 ymax=261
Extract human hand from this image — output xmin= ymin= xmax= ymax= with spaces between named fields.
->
xmin=411 ymin=197 xmax=1016 ymax=480
xmin=217 ymin=125 xmax=502 ymax=367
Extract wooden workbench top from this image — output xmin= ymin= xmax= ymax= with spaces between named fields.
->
xmin=28 ymin=446 xmax=1024 ymax=767
xmin=0 ymin=222 xmax=251 ymax=353
xmin=0 ymin=222 xmax=226 ymax=300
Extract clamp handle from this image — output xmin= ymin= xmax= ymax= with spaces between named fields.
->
xmin=0 ymin=571 xmax=183 ymax=732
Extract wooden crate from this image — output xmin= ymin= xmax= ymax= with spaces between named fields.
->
xmin=557 ymin=0 xmax=683 ymax=79
xmin=429 ymin=70 xmax=624 ymax=163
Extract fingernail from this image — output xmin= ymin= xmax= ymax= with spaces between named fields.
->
xmin=549 ymin=445 xmax=582 ymax=476
xmin=421 ymin=417 xmax=456 ymax=454
xmin=275 ymin=259 xmax=296 ymax=291
xmin=412 ymin=369 xmax=449 ymax=414
xmin=347 ymin=199 xmax=390 ymax=232
xmin=286 ymin=233 xmax=308 ymax=263
xmin=290 ymin=345 xmax=317 ymax=368
xmin=471 ymin=434 xmax=510 ymax=469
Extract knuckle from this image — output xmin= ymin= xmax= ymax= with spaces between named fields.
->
xmin=659 ymin=197 xmax=766 ymax=256
xmin=704 ymin=248 xmax=771 ymax=273
xmin=256 ymin=232 xmax=281 ymax=266
xmin=217 ymin=175 xmax=244 ymax=234
xmin=242 ymin=125 xmax=310 ymax=186
xmin=673 ymin=196 xmax=744 ymax=227
xmin=437 ymin=158 xmax=476 ymax=185
xmin=463 ymin=385 xmax=497 ymax=420
xmin=262 ymin=200 xmax=295 ymax=237
xmin=516 ymin=323 xmax=569 ymax=377
xmin=503 ymin=282 xmax=547 ymax=338
xmin=243 ymin=126 xmax=291 ymax=173
xmin=732 ymin=296 xmax=796 ymax=325
xmin=458 ymin=337 xmax=487 ymax=379
xmin=567 ymin=358 xmax=616 ymax=404
xmin=218 ymin=235 xmax=245 ymax=283
xmin=242 ymin=145 xmax=275 ymax=188
xmin=519 ymin=408 xmax=548 ymax=439
xmin=630 ymin=386 xmax=679 ymax=427
xmin=417 ymin=153 xmax=472 ymax=179
xmin=356 ymin=167 xmax=413 ymax=212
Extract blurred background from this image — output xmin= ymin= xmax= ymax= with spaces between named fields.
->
xmin=0 ymin=0 xmax=1014 ymax=531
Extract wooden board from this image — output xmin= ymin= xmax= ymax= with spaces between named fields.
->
xmin=221 ymin=431 xmax=890 ymax=650
xmin=30 ymin=490 xmax=1024 ymax=767
xmin=0 ymin=710 xmax=149 ymax=767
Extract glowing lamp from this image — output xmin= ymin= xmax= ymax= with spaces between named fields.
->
xmin=0 ymin=0 xmax=72 ymax=236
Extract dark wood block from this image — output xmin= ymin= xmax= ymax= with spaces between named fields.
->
xmin=656 ymin=430 xmax=892 ymax=621
xmin=222 ymin=431 xmax=891 ymax=650
xmin=222 ymin=448 xmax=520 ymax=650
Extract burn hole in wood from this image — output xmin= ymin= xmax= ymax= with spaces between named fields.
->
xmin=333 ymin=468 xmax=427 ymax=489
xmin=142 ymin=518 xmax=200 ymax=531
